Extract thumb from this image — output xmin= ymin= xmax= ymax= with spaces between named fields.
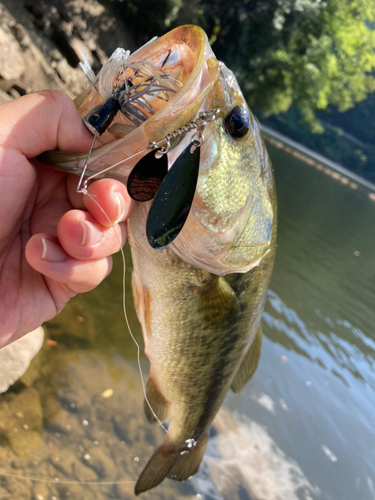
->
xmin=0 ymin=90 xmax=94 ymax=157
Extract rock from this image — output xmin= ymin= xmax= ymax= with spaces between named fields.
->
xmin=0 ymin=327 xmax=44 ymax=394
xmin=94 ymin=399 xmax=114 ymax=423
xmin=46 ymin=409 xmax=83 ymax=437
xmin=73 ymin=459 xmax=98 ymax=482
xmin=32 ymin=481 xmax=50 ymax=500
xmin=112 ymin=413 xmax=140 ymax=443
xmin=83 ymin=446 xmax=116 ymax=478
xmin=10 ymin=23 xmax=31 ymax=50
xmin=10 ymin=22 xmax=31 ymax=49
xmin=10 ymin=430 xmax=43 ymax=458
xmin=49 ymin=449 xmax=74 ymax=476
xmin=0 ymin=474 xmax=32 ymax=499
xmin=56 ymin=58 xmax=85 ymax=95
xmin=55 ymin=482 xmax=89 ymax=500
xmin=112 ymin=411 xmax=154 ymax=445
xmin=0 ymin=386 xmax=44 ymax=458
xmin=0 ymin=25 xmax=25 ymax=80
xmin=0 ymin=486 xmax=11 ymax=498
xmin=10 ymin=457 xmax=29 ymax=469
xmin=0 ymin=78 xmax=30 ymax=95
xmin=39 ymin=393 xmax=63 ymax=424
xmin=66 ymin=36 xmax=93 ymax=67
xmin=0 ymin=88 xmax=11 ymax=103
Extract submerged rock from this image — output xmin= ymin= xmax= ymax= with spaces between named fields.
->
xmin=0 ymin=327 xmax=44 ymax=394
xmin=0 ymin=386 xmax=44 ymax=458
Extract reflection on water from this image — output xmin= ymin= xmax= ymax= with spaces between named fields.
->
xmin=263 ymin=290 xmax=375 ymax=389
xmin=0 ymin=143 xmax=375 ymax=500
xmin=194 ymin=410 xmax=319 ymax=500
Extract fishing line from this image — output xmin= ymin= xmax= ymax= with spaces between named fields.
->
xmin=79 ymin=187 xmax=168 ymax=434
xmin=74 ymin=116 xmax=166 ymax=430
xmin=0 ymin=471 xmax=135 ymax=485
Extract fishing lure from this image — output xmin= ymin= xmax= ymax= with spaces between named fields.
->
xmin=79 ymin=105 xmax=219 ymax=249
xmin=128 ymin=110 xmax=219 ymax=248
xmin=77 ymin=44 xmax=219 ymax=250
xmin=81 ymin=47 xmax=181 ymax=134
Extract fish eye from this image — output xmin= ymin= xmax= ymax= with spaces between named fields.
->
xmin=225 ymin=106 xmax=250 ymax=139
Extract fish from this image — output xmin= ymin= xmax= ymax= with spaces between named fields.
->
xmin=38 ymin=25 xmax=276 ymax=495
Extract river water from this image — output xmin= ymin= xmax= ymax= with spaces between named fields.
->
xmin=0 ymin=141 xmax=374 ymax=500
xmin=206 ymin=141 xmax=375 ymax=500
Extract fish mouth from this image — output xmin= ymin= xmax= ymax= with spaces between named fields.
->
xmin=39 ymin=25 xmax=218 ymax=178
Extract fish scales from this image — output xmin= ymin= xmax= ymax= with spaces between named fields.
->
xmin=38 ymin=25 xmax=277 ymax=494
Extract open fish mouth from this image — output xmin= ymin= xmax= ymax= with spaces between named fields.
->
xmin=39 ymin=25 xmax=218 ymax=179
xmin=75 ymin=25 xmax=217 ymax=146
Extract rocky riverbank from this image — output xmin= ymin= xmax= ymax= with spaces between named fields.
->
xmin=0 ymin=0 xmax=134 ymax=103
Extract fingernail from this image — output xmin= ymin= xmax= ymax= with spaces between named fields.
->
xmin=79 ymin=220 xmax=101 ymax=246
xmin=41 ymin=238 xmax=67 ymax=262
xmin=114 ymin=192 xmax=127 ymax=222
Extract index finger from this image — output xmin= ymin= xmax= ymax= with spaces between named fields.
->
xmin=0 ymin=90 xmax=94 ymax=157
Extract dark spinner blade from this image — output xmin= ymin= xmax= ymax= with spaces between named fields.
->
xmin=146 ymin=141 xmax=200 ymax=249
xmin=127 ymin=149 xmax=169 ymax=202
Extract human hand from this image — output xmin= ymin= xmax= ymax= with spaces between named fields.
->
xmin=0 ymin=90 xmax=134 ymax=348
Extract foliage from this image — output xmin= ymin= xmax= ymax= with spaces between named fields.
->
xmin=106 ymin=0 xmax=375 ymax=132
xmin=103 ymin=0 xmax=375 ymax=180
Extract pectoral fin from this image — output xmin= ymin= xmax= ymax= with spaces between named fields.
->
xmin=231 ymin=325 xmax=262 ymax=394
xmin=143 ymin=373 xmax=170 ymax=424
xmin=196 ymin=276 xmax=241 ymax=328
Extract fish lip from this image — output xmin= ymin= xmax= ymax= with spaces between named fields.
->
xmin=138 ymin=26 xmax=217 ymax=143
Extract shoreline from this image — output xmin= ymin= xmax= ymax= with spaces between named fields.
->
xmin=260 ymin=123 xmax=375 ymax=197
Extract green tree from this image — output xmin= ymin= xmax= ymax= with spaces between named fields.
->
xmin=107 ymin=0 xmax=375 ymax=132
xmin=192 ymin=0 xmax=375 ymax=132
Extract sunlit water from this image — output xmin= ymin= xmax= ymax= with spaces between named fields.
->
xmin=0 ymin=141 xmax=374 ymax=500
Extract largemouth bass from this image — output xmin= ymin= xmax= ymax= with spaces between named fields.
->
xmin=39 ymin=25 xmax=276 ymax=495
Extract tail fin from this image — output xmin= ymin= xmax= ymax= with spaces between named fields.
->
xmin=134 ymin=435 xmax=208 ymax=495
xmin=135 ymin=438 xmax=177 ymax=495
xmin=169 ymin=434 xmax=208 ymax=481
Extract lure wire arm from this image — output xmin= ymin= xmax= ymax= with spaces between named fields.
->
xmin=76 ymin=109 xmax=220 ymax=191
xmin=76 ymin=129 xmax=98 ymax=193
